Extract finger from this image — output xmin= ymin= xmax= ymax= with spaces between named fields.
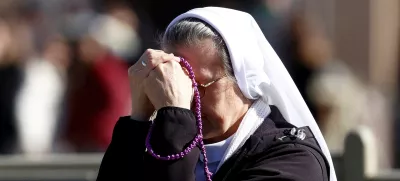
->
xmin=132 ymin=49 xmax=163 ymax=67
xmin=149 ymin=53 xmax=180 ymax=67
xmin=180 ymin=64 xmax=190 ymax=76
xmin=129 ymin=49 xmax=167 ymax=76
xmin=143 ymin=68 xmax=157 ymax=88
xmin=163 ymin=54 xmax=181 ymax=63
xmin=160 ymin=60 xmax=183 ymax=75
xmin=141 ymin=74 xmax=149 ymax=93
xmin=169 ymin=54 xmax=181 ymax=62
xmin=128 ymin=64 xmax=138 ymax=76
xmin=129 ymin=51 xmax=152 ymax=75
xmin=141 ymin=50 xmax=180 ymax=77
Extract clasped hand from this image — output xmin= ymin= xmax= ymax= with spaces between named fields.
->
xmin=129 ymin=49 xmax=193 ymax=121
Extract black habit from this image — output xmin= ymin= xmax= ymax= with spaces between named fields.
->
xmin=96 ymin=106 xmax=330 ymax=181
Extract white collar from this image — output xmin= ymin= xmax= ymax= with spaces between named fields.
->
xmin=199 ymin=135 xmax=233 ymax=163
xmin=198 ymin=99 xmax=270 ymax=169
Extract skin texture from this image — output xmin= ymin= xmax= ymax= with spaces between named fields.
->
xmin=130 ymin=39 xmax=252 ymax=143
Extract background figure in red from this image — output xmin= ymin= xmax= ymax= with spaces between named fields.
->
xmin=65 ymin=36 xmax=131 ymax=152
xmin=63 ymin=5 xmax=138 ymax=152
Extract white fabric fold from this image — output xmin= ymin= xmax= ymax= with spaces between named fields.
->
xmin=166 ymin=7 xmax=337 ymax=181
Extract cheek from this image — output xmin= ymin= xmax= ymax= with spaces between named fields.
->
xmin=186 ymin=60 xmax=214 ymax=83
xmin=185 ymin=58 xmax=201 ymax=70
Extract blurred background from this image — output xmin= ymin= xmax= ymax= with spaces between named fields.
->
xmin=0 ymin=0 xmax=398 ymax=180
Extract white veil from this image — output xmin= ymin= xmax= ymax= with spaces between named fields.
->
xmin=166 ymin=7 xmax=337 ymax=181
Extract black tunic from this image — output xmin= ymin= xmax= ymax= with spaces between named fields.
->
xmin=96 ymin=106 xmax=330 ymax=181
xmin=0 ymin=64 xmax=23 ymax=154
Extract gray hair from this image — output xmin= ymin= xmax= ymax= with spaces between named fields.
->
xmin=162 ymin=18 xmax=235 ymax=81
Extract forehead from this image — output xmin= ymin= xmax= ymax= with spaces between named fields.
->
xmin=168 ymin=39 xmax=219 ymax=62
xmin=166 ymin=38 xmax=225 ymax=82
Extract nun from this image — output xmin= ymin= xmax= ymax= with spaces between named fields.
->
xmin=97 ymin=7 xmax=337 ymax=181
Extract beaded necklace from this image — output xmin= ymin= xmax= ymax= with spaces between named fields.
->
xmin=145 ymin=57 xmax=212 ymax=181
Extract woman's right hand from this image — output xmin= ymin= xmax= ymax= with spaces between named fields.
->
xmin=128 ymin=49 xmax=180 ymax=121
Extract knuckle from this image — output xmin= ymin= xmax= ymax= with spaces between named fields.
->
xmin=155 ymin=63 xmax=164 ymax=70
xmin=146 ymin=49 xmax=166 ymax=68
xmin=162 ymin=61 xmax=172 ymax=68
xmin=128 ymin=65 xmax=139 ymax=76
xmin=170 ymin=60 xmax=180 ymax=67
xmin=161 ymin=54 xmax=170 ymax=60
xmin=161 ymin=53 xmax=170 ymax=60
xmin=128 ymin=66 xmax=134 ymax=75
xmin=148 ymin=60 xmax=157 ymax=68
xmin=145 ymin=49 xmax=156 ymax=59
xmin=145 ymin=48 xmax=154 ymax=55
xmin=149 ymin=68 xmax=158 ymax=77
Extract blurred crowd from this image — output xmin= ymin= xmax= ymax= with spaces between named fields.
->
xmin=0 ymin=0 xmax=385 ymax=161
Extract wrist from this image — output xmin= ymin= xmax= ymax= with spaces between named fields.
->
xmin=131 ymin=103 xmax=155 ymax=121
xmin=131 ymin=111 xmax=151 ymax=121
xmin=156 ymin=102 xmax=191 ymax=110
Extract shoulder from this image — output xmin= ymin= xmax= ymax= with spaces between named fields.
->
xmin=239 ymin=126 xmax=329 ymax=181
xmin=241 ymin=106 xmax=330 ymax=180
xmin=244 ymin=141 xmax=328 ymax=181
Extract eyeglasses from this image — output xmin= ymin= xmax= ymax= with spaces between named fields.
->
xmin=197 ymin=75 xmax=227 ymax=99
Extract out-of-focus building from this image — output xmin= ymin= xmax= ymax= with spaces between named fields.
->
xmin=303 ymin=0 xmax=400 ymax=169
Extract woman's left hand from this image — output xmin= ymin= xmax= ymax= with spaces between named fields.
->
xmin=143 ymin=60 xmax=193 ymax=110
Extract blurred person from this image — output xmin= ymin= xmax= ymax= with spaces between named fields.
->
xmin=288 ymin=13 xmax=328 ymax=117
xmin=242 ymin=0 xmax=299 ymax=69
xmin=15 ymin=35 xmax=70 ymax=155
xmin=307 ymin=62 xmax=366 ymax=153
xmin=242 ymin=1 xmax=319 ymax=115
xmin=64 ymin=35 xmax=131 ymax=152
xmin=299 ymin=15 xmax=375 ymax=155
xmin=101 ymin=0 xmax=159 ymax=64
xmin=0 ymin=18 xmax=24 ymax=154
xmin=88 ymin=4 xmax=142 ymax=64
xmin=97 ymin=7 xmax=336 ymax=181
xmin=305 ymin=31 xmax=390 ymax=167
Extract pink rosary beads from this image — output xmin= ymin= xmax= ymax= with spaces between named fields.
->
xmin=144 ymin=57 xmax=212 ymax=181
